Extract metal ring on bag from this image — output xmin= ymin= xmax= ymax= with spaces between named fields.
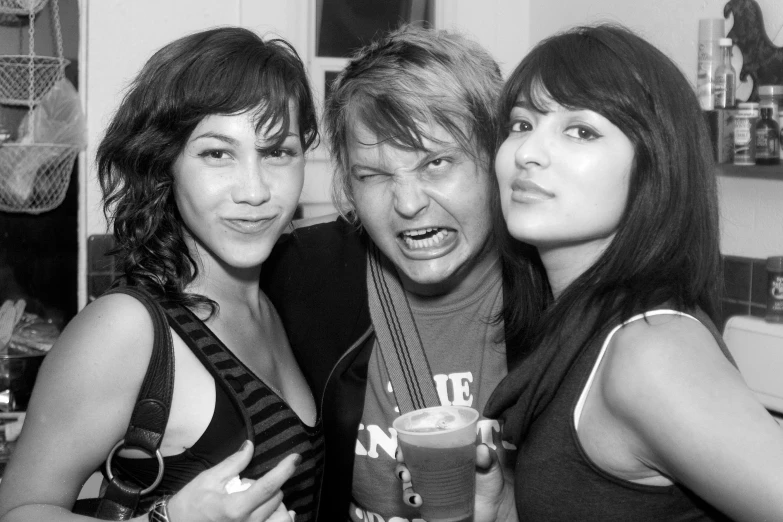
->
xmin=105 ymin=438 xmax=165 ymax=495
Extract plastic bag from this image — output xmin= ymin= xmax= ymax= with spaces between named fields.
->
xmin=1 ymin=78 xmax=85 ymax=204
xmin=18 ymin=78 xmax=86 ymax=147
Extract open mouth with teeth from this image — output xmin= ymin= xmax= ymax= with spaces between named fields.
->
xmin=399 ymin=227 xmax=453 ymax=249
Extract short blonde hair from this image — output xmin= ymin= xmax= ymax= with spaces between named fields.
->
xmin=324 ymin=25 xmax=502 ymax=220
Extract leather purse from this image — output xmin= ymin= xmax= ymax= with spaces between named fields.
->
xmin=72 ymin=285 xmax=175 ymax=520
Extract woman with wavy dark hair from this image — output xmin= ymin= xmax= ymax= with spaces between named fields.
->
xmin=482 ymin=23 xmax=783 ymax=521
xmin=0 ymin=27 xmax=321 ymax=522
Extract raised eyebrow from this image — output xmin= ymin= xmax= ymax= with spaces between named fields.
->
xmin=256 ymin=131 xmax=302 ymax=147
xmin=190 ymin=131 xmax=240 ymax=147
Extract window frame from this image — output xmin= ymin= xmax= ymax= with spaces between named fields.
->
xmin=306 ymin=0 xmax=443 ymax=159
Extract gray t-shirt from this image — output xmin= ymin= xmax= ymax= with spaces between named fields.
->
xmin=349 ymin=256 xmax=514 ymax=522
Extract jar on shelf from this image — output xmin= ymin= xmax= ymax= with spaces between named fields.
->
xmin=734 ymin=102 xmax=759 ymax=166
xmin=755 ymin=103 xmax=780 ymax=165
xmin=759 ymin=85 xmax=783 ymax=161
xmin=767 ymin=256 xmax=783 ymax=323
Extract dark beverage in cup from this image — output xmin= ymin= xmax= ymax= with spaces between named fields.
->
xmin=393 ymin=406 xmax=479 ymax=522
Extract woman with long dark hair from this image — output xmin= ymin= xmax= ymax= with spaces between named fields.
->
xmin=0 ymin=27 xmax=322 ymax=522
xmin=486 ymin=24 xmax=783 ymax=521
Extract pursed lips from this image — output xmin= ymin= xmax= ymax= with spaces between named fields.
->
xmin=224 ymin=214 xmax=277 ymax=233
xmin=510 ymin=178 xmax=555 ymax=201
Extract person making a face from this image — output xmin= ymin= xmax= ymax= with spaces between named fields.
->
xmin=261 ymin=25 xmax=540 ymax=522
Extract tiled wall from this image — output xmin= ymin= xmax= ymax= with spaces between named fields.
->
xmin=721 ymin=255 xmax=770 ymax=330
xmin=87 ymin=233 xmax=770 ymax=332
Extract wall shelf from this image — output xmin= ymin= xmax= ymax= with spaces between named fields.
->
xmin=717 ymin=163 xmax=783 ymax=179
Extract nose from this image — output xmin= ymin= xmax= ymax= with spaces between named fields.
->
xmin=514 ymin=127 xmax=550 ymax=170
xmin=392 ymin=174 xmax=429 ymax=218
xmin=232 ymin=159 xmax=271 ymax=205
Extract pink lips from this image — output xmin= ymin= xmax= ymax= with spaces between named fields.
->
xmin=510 ymin=179 xmax=554 ymax=201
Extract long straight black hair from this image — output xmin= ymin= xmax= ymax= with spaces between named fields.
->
xmin=501 ymin=23 xmax=722 ymax=359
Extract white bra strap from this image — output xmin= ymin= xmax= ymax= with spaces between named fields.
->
xmin=573 ymin=310 xmax=698 ymax=430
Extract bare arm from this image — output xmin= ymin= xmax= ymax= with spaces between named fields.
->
xmin=0 ymin=293 xmax=154 ymax=520
xmin=0 ymin=295 xmax=299 ymax=522
xmin=604 ymin=316 xmax=783 ymax=522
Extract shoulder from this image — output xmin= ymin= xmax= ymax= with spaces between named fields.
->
xmin=74 ymin=292 xmax=155 ymax=341
xmin=291 ymin=213 xmax=363 ymax=250
xmin=596 ymin=312 xmax=745 ymax=446
xmin=262 ymin=215 xmax=366 ymax=289
xmin=49 ymin=292 xmax=155 ymax=377
xmin=291 ymin=212 xmax=340 ymax=229
xmin=268 ymin=214 xmax=360 ymax=259
xmin=25 ymin=292 xmax=157 ymax=433
xmin=601 ymin=313 xmax=731 ymax=401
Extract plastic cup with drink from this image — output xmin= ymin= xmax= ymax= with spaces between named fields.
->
xmin=393 ymin=405 xmax=480 ymax=522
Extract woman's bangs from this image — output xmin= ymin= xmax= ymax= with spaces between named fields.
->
xmin=250 ymin=76 xmax=295 ymax=147
xmin=511 ymin=34 xmax=635 ymax=125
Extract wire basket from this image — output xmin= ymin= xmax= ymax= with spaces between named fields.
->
xmin=0 ymin=0 xmax=80 ymax=214
xmin=0 ymin=0 xmax=47 ymax=16
xmin=0 ymin=55 xmax=67 ymax=105
xmin=0 ymin=142 xmax=77 ymax=213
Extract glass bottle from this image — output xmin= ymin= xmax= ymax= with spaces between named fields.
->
xmin=713 ymin=38 xmax=736 ymax=108
xmin=755 ymin=104 xmax=781 ymax=165
xmin=696 ymin=19 xmax=725 ymax=110
xmin=733 ymin=102 xmax=759 ymax=166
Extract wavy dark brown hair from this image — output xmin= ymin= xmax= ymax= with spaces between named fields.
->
xmin=97 ymin=27 xmax=318 ymax=313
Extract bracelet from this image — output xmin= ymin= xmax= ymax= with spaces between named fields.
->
xmin=147 ymin=495 xmax=173 ymax=522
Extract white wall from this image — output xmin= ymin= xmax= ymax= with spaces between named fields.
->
xmin=524 ymin=0 xmax=783 ymax=259
xmin=77 ymin=0 xmax=529 ymax=308
xmin=81 ymin=0 xmax=783 ymax=307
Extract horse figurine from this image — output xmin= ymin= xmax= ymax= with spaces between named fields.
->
xmin=724 ymin=0 xmax=783 ymax=101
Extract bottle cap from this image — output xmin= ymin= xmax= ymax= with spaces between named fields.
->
xmin=758 ymin=85 xmax=783 ymax=96
xmin=719 ymin=38 xmax=732 ymax=46
xmin=767 ymin=256 xmax=783 ymax=272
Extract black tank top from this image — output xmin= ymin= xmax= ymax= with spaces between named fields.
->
xmin=512 ymin=308 xmax=732 ymax=521
xmin=113 ymin=300 xmax=323 ymax=520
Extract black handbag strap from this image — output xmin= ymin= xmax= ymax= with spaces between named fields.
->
xmin=73 ymin=284 xmax=175 ymax=519
xmin=107 ymin=285 xmax=175 ymax=452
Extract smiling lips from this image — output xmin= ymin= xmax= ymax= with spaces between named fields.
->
xmin=399 ymin=227 xmax=453 ymax=250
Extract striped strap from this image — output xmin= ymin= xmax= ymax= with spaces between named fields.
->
xmin=366 ymin=243 xmax=440 ymax=413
